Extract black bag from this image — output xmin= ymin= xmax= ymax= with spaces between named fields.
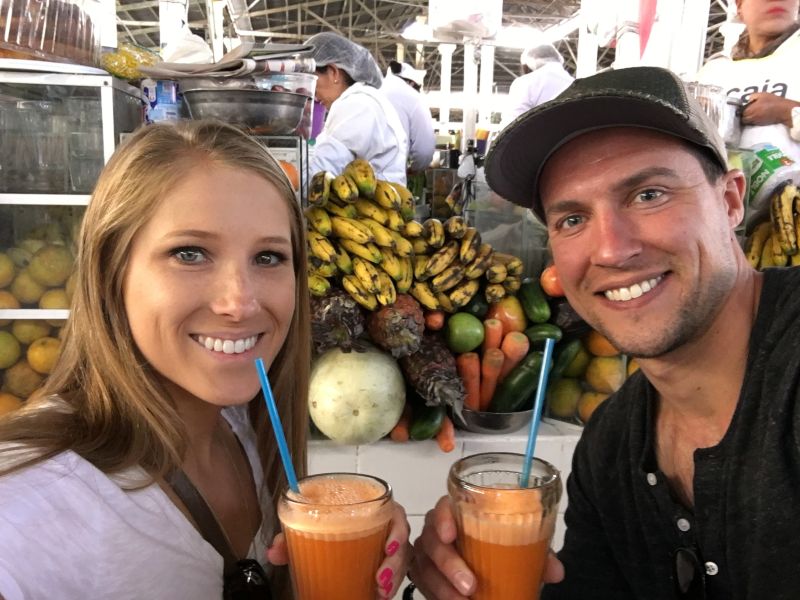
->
xmin=169 ymin=469 xmax=273 ymax=600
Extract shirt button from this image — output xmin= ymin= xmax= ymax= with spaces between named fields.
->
xmin=705 ymin=562 xmax=719 ymax=576
xmin=646 ymin=473 xmax=657 ymax=486
xmin=676 ymin=518 xmax=691 ymax=532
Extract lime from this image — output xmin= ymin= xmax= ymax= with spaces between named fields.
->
xmin=0 ymin=331 xmax=21 ymax=370
xmin=444 ymin=312 xmax=485 ymax=354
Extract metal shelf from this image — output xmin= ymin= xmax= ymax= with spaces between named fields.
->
xmin=0 ymin=309 xmax=69 ymax=320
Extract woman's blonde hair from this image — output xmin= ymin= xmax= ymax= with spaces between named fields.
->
xmin=0 ymin=120 xmax=310 ymax=510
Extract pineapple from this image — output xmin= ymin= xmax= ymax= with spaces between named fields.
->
xmin=310 ymin=288 xmax=366 ymax=354
xmin=366 ymin=294 xmax=425 ymax=359
xmin=399 ymin=333 xmax=465 ymax=407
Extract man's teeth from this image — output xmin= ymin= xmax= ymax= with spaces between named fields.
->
xmin=604 ymin=276 xmax=663 ymax=302
xmin=195 ymin=335 xmax=258 ymax=354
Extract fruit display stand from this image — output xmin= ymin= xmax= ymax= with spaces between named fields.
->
xmin=0 ymin=60 xmax=142 ymax=410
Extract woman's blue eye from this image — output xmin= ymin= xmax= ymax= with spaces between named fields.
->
xmin=172 ymin=247 xmax=206 ymax=264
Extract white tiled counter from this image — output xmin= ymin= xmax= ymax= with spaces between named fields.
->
xmin=307 ymin=419 xmax=583 ymax=552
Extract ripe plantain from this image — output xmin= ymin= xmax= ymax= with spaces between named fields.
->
xmin=352 ymin=256 xmax=382 ymax=293
xmin=403 ymin=220 xmax=425 ymax=238
xmin=444 ymin=215 xmax=468 ymax=240
xmin=344 ymin=158 xmax=377 ymax=198
xmin=308 ymin=273 xmax=331 ymax=297
xmin=359 ymin=217 xmax=396 ymax=248
xmin=422 ymin=241 xmax=459 ymax=279
xmin=430 ymin=263 xmax=465 ymax=293
xmin=413 ymin=255 xmax=430 ymax=280
xmin=390 ymin=181 xmax=416 ymax=221
xmin=330 ymin=216 xmax=374 ymax=244
xmin=486 ymin=262 xmax=508 ymax=284
xmin=354 ymin=197 xmax=390 ymax=225
xmin=464 ymin=243 xmax=494 ymax=279
xmin=459 ymin=227 xmax=481 ymax=263
xmin=385 ymin=209 xmax=405 ymax=233
xmin=485 ymin=283 xmax=507 ymax=303
xmin=388 ymin=229 xmax=415 ymax=258
xmin=770 ymin=181 xmax=799 ymax=256
xmin=397 ymin=257 xmax=413 ymax=293
xmin=374 ymin=180 xmax=402 ymax=211
xmin=332 ymin=243 xmax=354 ymax=274
xmin=449 ymin=279 xmax=481 ymax=309
xmin=436 ymin=291 xmax=456 ymax=313
xmin=331 ymin=173 xmax=360 ymax=204
xmin=412 ymin=237 xmax=431 ymax=255
xmin=307 ymin=230 xmax=337 ymax=263
xmin=409 ymin=281 xmax=439 ymax=310
xmin=342 ymin=274 xmax=378 ymax=310
xmin=423 ymin=218 xmax=446 ymax=248
xmin=379 ymin=248 xmax=404 ymax=281
xmin=339 ymin=239 xmax=382 ymax=264
xmin=745 ymin=221 xmax=771 ymax=268
xmin=304 ymin=206 xmax=332 ymax=236
xmin=308 ymin=171 xmax=334 ymax=206
xmin=375 ymin=270 xmax=397 ymax=306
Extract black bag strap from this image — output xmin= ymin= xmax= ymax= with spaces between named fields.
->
xmin=168 ymin=468 xmax=240 ymax=577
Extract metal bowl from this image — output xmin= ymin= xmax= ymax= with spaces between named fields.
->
xmin=181 ymin=88 xmax=307 ymax=135
xmin=452 ymin=405 xmax=534 ymax=435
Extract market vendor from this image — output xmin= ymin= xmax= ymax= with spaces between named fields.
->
xmin=307 ymin=32 xmax=408 ymax=184
xmin=697 ymin=0 xmax=800 ymax=159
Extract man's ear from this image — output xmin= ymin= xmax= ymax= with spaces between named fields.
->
xmin=722 ymin=169 xmax=747 ymax=229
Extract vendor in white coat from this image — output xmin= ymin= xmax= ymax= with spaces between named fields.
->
xmin=307 ymin=32 xmax=408 ymax=184
xmin=501 ymin=43 xmax=573 ymax=128
xmin=381 ymin=61 xmax=436 ymax=173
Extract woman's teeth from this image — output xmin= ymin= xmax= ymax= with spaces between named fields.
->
xmin=194 ymin=335 xmax=258 ymax=354
xmin=604 ymin=276 xmax=663 ymax=302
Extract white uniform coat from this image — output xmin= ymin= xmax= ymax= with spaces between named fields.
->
xmin=501 ymin=62 xmax=574 ymax=127
xmin=381 ymin=72 xmax=436 ymax=173
xmin=311 ymin=82 xmax=408 ymax=184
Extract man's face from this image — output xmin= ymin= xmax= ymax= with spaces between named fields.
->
xmin=540 ymin=128 xmax=745 ymax=358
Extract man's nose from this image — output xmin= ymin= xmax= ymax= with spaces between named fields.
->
xmin=589 ymin=209 xmax=642 ymax=268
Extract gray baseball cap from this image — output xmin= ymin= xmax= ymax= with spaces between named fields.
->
xmin=484 ymin=66 xmax=728 ymax=221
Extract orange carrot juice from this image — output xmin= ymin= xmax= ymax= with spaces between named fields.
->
xmin=448 ymin=453 xmax=562 ymax=600
xmin=278 ymin=473 xmax=393 ymax=600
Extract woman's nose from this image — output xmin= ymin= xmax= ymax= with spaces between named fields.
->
xmin=209 ymin=265 xmax=260 ymax=320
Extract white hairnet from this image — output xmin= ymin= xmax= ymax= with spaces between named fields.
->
xmin=520 ymin=43 xmax=564 ymax=71
xmin=307 ymin=32 xmax=383 ymax=88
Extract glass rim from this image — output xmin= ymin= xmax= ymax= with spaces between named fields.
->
xmin=449 ymin=452 xmax=560 ymax=493
xmin=281 ymin=472 xmax=393 ymax=507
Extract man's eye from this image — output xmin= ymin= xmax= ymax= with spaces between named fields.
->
xmin=171 ymin=247 xmax=206 ymax=264
xmin=636 ymin=189 xmax=663 ymax=202
xmin=559 ymin=215 xmax=583 ymax=230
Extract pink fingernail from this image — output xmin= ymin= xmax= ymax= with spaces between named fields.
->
xmin=379 ymin=567 xmax=393 ymax=583
xmin=382 ymin=579 xmax=394 ymax=595
xmin=386 ymin=540 xmax=400 ymax=556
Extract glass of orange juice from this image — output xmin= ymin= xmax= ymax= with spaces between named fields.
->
xmin=278 ymin=473 xmax=393 ymax=600
xmin=448 ymin=452 xmax=562 ymax=600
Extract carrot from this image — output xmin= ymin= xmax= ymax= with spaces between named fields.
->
xmin=482 ymin=318 xmax=503 ymax=354
xmin=499 ymin=332 xmax=531 ymax=381
xmin=424 ymin=310 xmax=446 ymax=331
xmin=456 ymin=352 xmax=481 ymax=411
xmin=435 ymin=415 xmax=456 ymax=453
xmin=479 ymin=348 xmax=505 ymax=411
xmin=389 ymin=403 xmax=412 ymax=442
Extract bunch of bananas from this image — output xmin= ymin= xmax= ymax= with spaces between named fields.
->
xmin=304 ymin=158 xmax=525 ymax=311
xmin=745 ymin=181 xmax=800 ymax=269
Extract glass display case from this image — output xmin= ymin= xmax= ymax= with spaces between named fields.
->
xmin=0 ymin=60 xmax=141 ymax=404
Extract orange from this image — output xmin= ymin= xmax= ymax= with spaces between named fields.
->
xmin=0 ymin=392 xmax=23 ymax=417
xmin=585 ymin=330 xmax=620 ymax=357
xmin=279 ymin=160 xmax=300 ymax=191
xmin=627 ymin=358 xmax=640 ymax=376
xmin=578 ymin=391 xmax=609 ymax=423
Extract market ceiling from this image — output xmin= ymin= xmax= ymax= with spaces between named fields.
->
xmin=115 ymin=0 xmax=730 ymax=94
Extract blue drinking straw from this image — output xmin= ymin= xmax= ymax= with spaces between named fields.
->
xmin=255 ymin=358 xmax=300 ymax=493
xmin=520 ymin=337 xmax=557 ymax=488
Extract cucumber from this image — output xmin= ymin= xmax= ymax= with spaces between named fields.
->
xmin=519 ymin=279 xmax=551 ymax=323
xmin=461 ymin=292 xmax=489 ymax=319
xmin=550 ymin=338 xmax=582 ymax=381
xmin=524 ymin=323 xmax=563 ymax=345
xmin=489 ymin=351 xmax=544 ymax=413
xmin=409 ymin=404 xmax=446 ymax=440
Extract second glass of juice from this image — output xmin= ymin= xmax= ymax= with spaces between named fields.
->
xmin=448 ymin=452 xmax=562 ymax=600
xmin=278 ymin=472 xmax=393 ymax=600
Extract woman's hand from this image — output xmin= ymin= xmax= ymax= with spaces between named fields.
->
xmin=409 ymin=496 xmax=565 ymax=599
xmin=741 ymin=93 xmax=799 ymax=127
xmin=265 ymin=532 xmax=288 ymax=565
xmin=376 ymin=501 xmax=412 ymax=599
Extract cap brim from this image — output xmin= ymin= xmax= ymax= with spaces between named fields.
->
xmin=485 ymin=93 xmax=725 ymax=217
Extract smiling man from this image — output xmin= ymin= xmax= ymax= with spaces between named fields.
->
xmin=409 ymin=67 xmax=800 ymax=600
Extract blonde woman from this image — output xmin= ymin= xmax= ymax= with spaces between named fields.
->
xmin=0 ymin=121 xmax=410 ymax=600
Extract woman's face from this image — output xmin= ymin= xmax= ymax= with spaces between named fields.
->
xmin=738 ymin=0 xmax=799 ymax=39
xmin=314 ymin=65 xmax=346 ymax=110
xmin=122 ymin=162 xmax=296 ymax=407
